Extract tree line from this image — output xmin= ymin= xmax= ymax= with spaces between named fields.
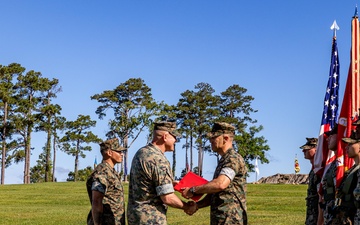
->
xmin=0 ymin=63 xmax=270 ymax=184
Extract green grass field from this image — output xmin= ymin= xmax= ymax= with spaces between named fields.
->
xmin=0 ymin=182 xmax=307 ymax=225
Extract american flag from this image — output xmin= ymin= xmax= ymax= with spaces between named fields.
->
xmin=313 ymin=35 xmax=340 ymax=179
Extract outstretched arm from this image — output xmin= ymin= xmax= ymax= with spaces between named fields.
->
xmin=160 ymin=193 xmax=198 ymax=215
xmin=182 ymin=174 xmax=231 ymax=199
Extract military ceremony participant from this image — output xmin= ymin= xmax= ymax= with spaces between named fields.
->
xmin=86 ymin=138 xmax=127 ymax=225
xmin=182 ymin=122 xmax=248 ymax=225
xmin=330 ymin=133 xmax=360 ymax=224
xmin=127 ymin=121 xmax=197 ymax=225
xmin=300 ymin=137 xmax=321 ymax=225
xmin=355 ymin=141 xmax=360 ymax=225
xmin=319 ymin=124 xmax=338 ymax=225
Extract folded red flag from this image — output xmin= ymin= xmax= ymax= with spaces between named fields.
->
xmin=174 ymin=171 xmax=209 ymax=201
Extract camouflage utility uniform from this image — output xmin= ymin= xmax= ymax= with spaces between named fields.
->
xmin=321 ymin=161 xmax=337 ymax=225
xmin=305 ymin=169 xmax=321 ymax=225
xmin=210 ymin=148 xmax=247 ymax=225
xmin=86 ymin=162 xmax=125 ymax=225
xmin=331 ymin=164 xmax=359 ymax=225
xmin=127 ymin=143 xmax=174 ymax=225
xmin=354 ymin=169 xmax=360 ymax=225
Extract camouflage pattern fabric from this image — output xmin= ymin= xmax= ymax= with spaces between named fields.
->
xmin=86 ymin=162 xmax=125 ymax=225
xmin=322 ymin=161 xmax=337 ymax=225
xmin=331 ymin=164 xmax=359 ymax=225
xmin=127 ymin=143 xmax=174 ymax=225
xmin=210 ymin=148 xmax=247 ymax=225
xmin=305 ymin=169 xmax=320 ymax=225
xmin=354 ymin=169 xmax=360 ymax=225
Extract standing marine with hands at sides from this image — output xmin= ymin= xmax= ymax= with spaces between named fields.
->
xmin=86 ymin=138 xmax=127 ymax=225
xmin=182 ymin=122 xmax=248 ymax=225
xmin=127 ymin=121 xmax=197 ymax=225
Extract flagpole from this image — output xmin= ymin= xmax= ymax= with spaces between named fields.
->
xmin=254 ymin=156 xmax=259 ymax=183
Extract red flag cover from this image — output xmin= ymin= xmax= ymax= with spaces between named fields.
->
xmin=174 ymin=171 xmax=209 ymax=201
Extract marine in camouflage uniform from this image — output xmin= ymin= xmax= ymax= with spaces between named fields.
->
xmin=321 ymin=161 xmax=337 ymax=224
xmin=210 ymin=147 xmax=247 ymax=225
xmin=127 ymin=143 xmax=174 ymax=224
xmin=321 ymin=125 xmax=338 ymax=225
xmin=300 ymin=137 xmax=320 ymax=225
xmin=332 ymin=134 xmax=360 ymax=225
xmin=86 ymin=138 xmax=126 ymax=225
xmin=306 ymin=169 xmax=321 ymax=225
xmin=127 ymin=121 xmax=196 ymax=225
xmin=331 ymin=164 xmax=358 ymax=224
xmin=354 ymin=169 xmax=360 ymax=225
xmin=182 ymin=122 xmax=248 ymax=225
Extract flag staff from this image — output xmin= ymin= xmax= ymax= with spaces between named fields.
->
xmin=254 ymin=156 xmax=259 ymax=183
xmin=355 ymin=5 xmax=358 ymax=18
xmin=330 ymin=20 xmax=339 ymax=38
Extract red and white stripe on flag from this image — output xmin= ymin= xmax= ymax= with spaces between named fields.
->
xmin=336 ymin=14 xmax=359 ymax=188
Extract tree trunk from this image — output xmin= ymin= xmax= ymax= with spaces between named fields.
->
xmin=190 ymin=132 xmax=193 ymax=171
xmin=52 ymin=130 xmax=56 ymax=182
xmin=24 ymin=127 xmax=31 ymax=184
xmin=1 ymin=102 xmax=7 ymax=185
xmin=74 ymin=140 xmax=80 ymax=182
xmin=185 ymin=136 xmax=189 ymax=172
xmin=124 ymin=138 xmax=129 ymax=182
xmin=198 ymin=146 xmax=203 ymax=177
xmin=45 ymin=118 xmax=51 ymax=182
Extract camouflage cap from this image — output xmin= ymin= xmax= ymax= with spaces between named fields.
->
xmin=100 ymin=138 xmax=127 ymax=152
xmin=324 ymin=123 xmax=338 ymax=136
xmin=154 ymin=121 xmax=181 ymax=138
xmin=207 ymin=122 xmax=235 ymax=138
xmin=342 ymin=131 xmax=360 ymax=144
xmin=299 ymin=137 xmax=318 ymax=150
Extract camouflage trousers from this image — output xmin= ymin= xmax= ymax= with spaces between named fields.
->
xmin=324 ymin=201 xmax=335 ymax=225
xmin=354 ymin=209 xmax=360 ymax=225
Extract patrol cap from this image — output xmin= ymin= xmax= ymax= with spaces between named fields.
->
xmin=154 ymin=121 xmax=181 ymax=138
xmin=299 ymin=137 xmax=318 ymax=150
xmin=324 ymin=123 xmax=338 ymax=136
xmin=100 ymin=138 xmax=127 ymax=152
xmin=207 ymin=122 xmax=235 ymax=138
xmin=342 ymin=131 xmax=360 ymax=144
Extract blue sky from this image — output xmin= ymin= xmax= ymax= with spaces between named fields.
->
xmin=1 ymin=1 xmax=358 ymax=184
